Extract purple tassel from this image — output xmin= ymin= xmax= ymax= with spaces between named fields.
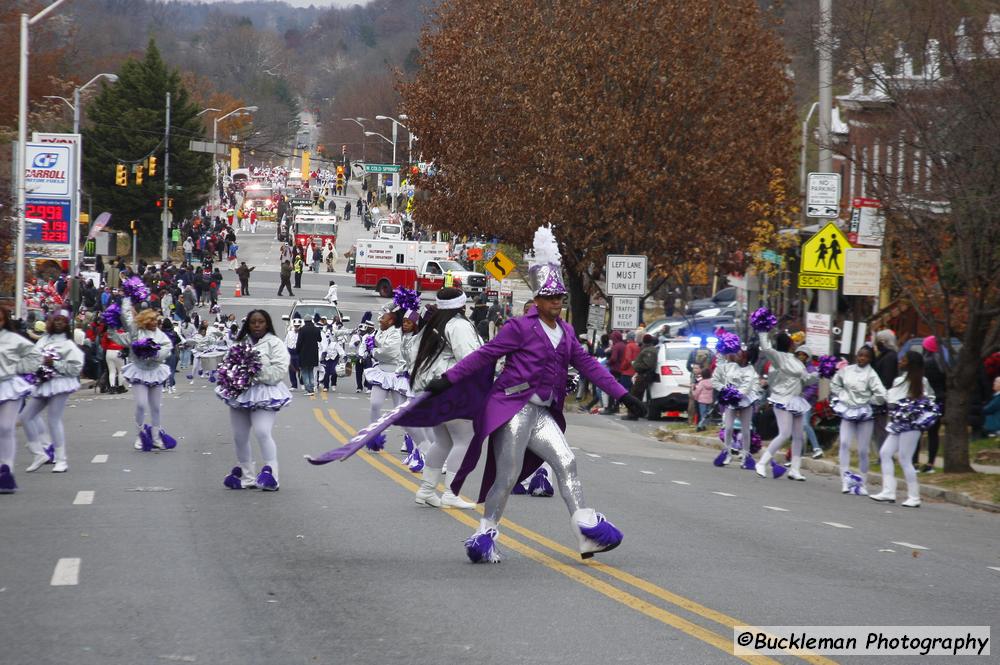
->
xmin=749 ymin=431 xmax=762 ymax=454
xmin=512 ymin=482 xmax=528 ymax=495
xmin=121 ymin=276 xmax=150 ymax=302
xmin=159 ymin=430 xmax=177 ymax=450
xmin=101 ymin=302 xmax=123 ymax=329
xmin=139 ymin=425 xmax=154 ymax=452
xmin=44 ymin=443 xmax=55 ymax=463
xmin=713 ymin=450 xmax=729 ymax=467
xmin=402 ymin=433 xmax=414 ymax=454
xmin=405 ymin=448 xmax=424 ymax=473
xmin=0 ymin=464 xmax=17 ymax=493
xmin=131 ymin=338 xmax=161 ymax=360
xmin=527 ymin=468 xmax=554 ymax=497
xmin=217 ymin=343 xmax=263 ymax=399
xmin=391 ymin=286 xmax=421 ymax=313
xmin=741 ymin=454 xmax=756 ymax=470
xmin=578 ymin=512 xmax=623 ymax=549
xmin=464 ymin=529 xmax=501 ymax=563
xmin=256 ymin=465 xmax=278 ymax=491
xmin=817 ymin=354 xmax=840 ymax=379
xmin=186 ymin=374 xmax=194 ymax=380
xmin=770 ymin=459 xmax=787 ymax=479
xmin=366 ymin=432 xmax=386 ymax=452
xmin=750 ymin=306 xmax=778 ymax=333
xmin=223 ymin=467 xmax=243 ymax=489
xmin=715 ymin=332 xmax=742 ymax=355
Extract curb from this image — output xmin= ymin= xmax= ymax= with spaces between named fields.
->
xmin=657 ymin=427 xmax=1000 ymax=514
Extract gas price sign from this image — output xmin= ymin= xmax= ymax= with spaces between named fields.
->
xmin=25 ymin=198 xmax=71 ymax=243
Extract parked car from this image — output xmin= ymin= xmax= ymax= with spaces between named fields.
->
xmin=645 ymin=341 xmax=697 ymax=420
xmin=686 ymin=286 xmax=737 ymax=315
xmin=281 ymin=300 xmax=350 ymax=334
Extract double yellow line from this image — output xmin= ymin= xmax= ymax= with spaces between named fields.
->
xmin=312 ymin=407 xmax=838 ymax=665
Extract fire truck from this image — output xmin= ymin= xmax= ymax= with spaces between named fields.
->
xmin=292 ymin=211 xmax=338 ymax=249
xmin=354 ymin=239 xmax=488 ymax=298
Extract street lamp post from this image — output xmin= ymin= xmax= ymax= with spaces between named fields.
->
xmin=342 ymin=117 xmax=368 ymax=162
xmin=364 ymin=130 xmax=396 ymax=211
xmin=15 ymin=0 xmax=72 ymax=320
xmin=211 ymin=105 xmax=257 ymax=209
xmin=375 ymin=115 xmax=411 ymax=212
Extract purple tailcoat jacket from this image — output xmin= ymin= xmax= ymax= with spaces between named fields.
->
xmin=443 ymin=306 xmax=627 ymax=502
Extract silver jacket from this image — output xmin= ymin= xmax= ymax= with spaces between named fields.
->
xmin=369 ymin=326 xmax=403 ymax=373
xmin=0 ymin=329 xmax=42 ymax=380
xmin=830 ymin=363 xmax=887 ymax=407
xmin=249 ymin=333 xmax=290 ymax=386
xmin=412 ymin=317 xmax=481 ymax=392
xmin=34 ymin=333 xmax=84 ymax=379
xmin=760 ymin=334 xmax=817 ymax=402
xmin=120 ymin=299 xmax=173 ymax=368
xmin=887 ymin=375 xmax=935 ymax=405
xmin=711 ymin=359 xmax=761 ymax=401
xmin=400 ymin=331 xmax=419 ymax=374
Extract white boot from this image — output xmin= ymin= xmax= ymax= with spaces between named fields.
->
xmin=414 ymin=467 xmax=442 ymax=507
xmin=25 ymin=441 xmax=48 ymax=473
xmin=787 ymin=458 xmax=806 ymax=481
xmin=441 ymin=471 xmax=476 ymax=509
xmin=241 ymin=464 xmax=258 ymax=488
xmin=572 ymin=508 xmax=623 ymax=559
xmin=51 ymin=446 xmax=68 ymax=473
xmin=841 ymin=475 xmax=850 ymax=494
xmin=870 ymin=470 xmax=897 ymax=503
xmin=755 ymin=451 xmax=772 ymax=478
xmin=902 ymin=483 xmax=921 ymax=508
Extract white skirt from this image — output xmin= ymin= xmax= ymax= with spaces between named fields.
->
xmin=394 ymin=372 xmax=413 ymax=397
xmin=122 ymin=362 xmax=171 ymax=387
xmin=217 ymin=382 xmax=292 ymax=411
xmin=770 ymin=395 xmax=811 ymax=416
xmin=832 ymin=401 xmax=874 ymax=422
xmin=364 ymin=366 xmax=404 ymax=392
xmin=0 ymin=375 xmax=33 ymax=403
xmin=32 ymin=376 xmax=80 ymax=398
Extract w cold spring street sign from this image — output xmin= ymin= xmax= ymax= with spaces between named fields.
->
xmin=806 ymin=172 xmax=840 ymax=218
xmin=605 ymin=255 xmax=647 ymax=297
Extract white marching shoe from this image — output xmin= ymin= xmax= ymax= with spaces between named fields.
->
xmin=841 ymin=477 xmax=850 ymax=494
xmin=901 ymin=496 xmax=921 ymax=508
xmin=52 ymin=460 xmax=68 ymax=473
xmin=572 ymin=508 xmax=624 ymax=559
xmin=414 ymin=467 xmax=443 ymax=507
xmin=754 ymin=451 xmax=772 ymax=478
xmin=25 ymin=441 xmax=49 ymax=473
xmin=440 ymin=471 xmax=476 ymax=509
xmin=869 ymin=490 xmax=896 ymax=503
xmin=786 ymin=465 xmax=806 ymax=481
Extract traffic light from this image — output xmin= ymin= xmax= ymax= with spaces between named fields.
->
xmin=168 ymin=198 xmax=174 ymax=209
xmin=135 ymin=165 xmax=144 ymax=185
xmin=130 ymin=219 xmax=137 ymax=233
xmin=115 ymin=164 xmax=127 ymax=186
xmin=147 ymin=156 xmax=157 ymax=177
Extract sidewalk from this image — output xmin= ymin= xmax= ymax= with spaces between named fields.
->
xmin=656 ymin=426 xmax=1000 ymax=513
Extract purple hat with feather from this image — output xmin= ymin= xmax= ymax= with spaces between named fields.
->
xmin=528 ymin=225 xmax=567 ymax=297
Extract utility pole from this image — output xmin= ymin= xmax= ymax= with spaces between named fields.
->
xmin=162 ymin=91 xmax=170 ymax=261
xmin=816 ymin=0 xmax=836 ymax=346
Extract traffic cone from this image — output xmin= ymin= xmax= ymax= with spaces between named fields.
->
xmin=234 ymin=287 xmax=241 ymax=297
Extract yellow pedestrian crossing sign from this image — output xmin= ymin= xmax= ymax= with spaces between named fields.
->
xmin=484 ymin=250 xmax=516 ymax=281
xmin=801 ymin=222 xmax=850 ymax=276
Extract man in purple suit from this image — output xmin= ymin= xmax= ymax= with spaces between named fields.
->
xmin=425 ymin=226 xmax=646 ymax=563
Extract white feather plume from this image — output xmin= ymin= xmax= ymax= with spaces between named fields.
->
xmin=532 ymin=225 xmax=562 ymax=266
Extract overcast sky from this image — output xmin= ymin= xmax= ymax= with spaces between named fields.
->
xmin=194 ymin=0 xmax=371 ymax=7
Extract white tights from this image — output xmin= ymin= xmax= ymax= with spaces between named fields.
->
xmin=839 ymin=419 xmax=874 ymax=475
xmin=20 ymin=394 xmax=71 ymax=462
xmin=106 ymin=353 xmax=125 ymax=388
xmin=879 ymin=430 xmax=921 ymax=500
xmin=763 ymin=408 xmax=804 ymax=469
xmin=722 ymin=406 xmax=754 ymax=452
xmin=0 ymin=399 xmax=22 ymax=466
xmin=425 ymin=419 xmax=474 ymax=471
xmin=370 ymin=387 xmax=428 ymax=449
xmin=229 ymin=408 xmax=279 ymax=477
xmin=132 ymin=384 xmax=162 ymax=431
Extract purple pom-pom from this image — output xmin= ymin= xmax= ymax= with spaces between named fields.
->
xmin=101 ymin=302 xmax=123 ymax=329
xmin=715 ymin=332 xmax=741 ymax=355
xmin=121 ymin=276 xmax=150 ymax=302
xmin=741 ymin=454 xmax=756 ymax=470
xmin=770 ymin=459 xmax=787 ymax=479
xmin=512 ymin=482 xmax=528 ymax=495
xmin=223 ymin=467 xmax=243 ymax=489
xmin=366 ymin=432 xmax=386 ymax=452
xmin=44 ymin=443 xmax=55 ymax=462
xmin=718 ymin=384 xmax=745 ymax=408
xmin=750 ymin=307 xmax=778 ymax=333
xmin=817 ymin=354 xmax=839 ymax=379
xmin=578 ymin=512 xmax=623 ymax=549
xmin=888 ymin=397 xmax=941 ymax=433
xmin=405 ymin=447 xmax=424 ymax=473
xmin=402 ymin=433 xmax=414 ymax=454
xmin=465 ymin=529 xmax=501 ymax=563
xmin=527 ymin=468 xmax=554 ymax=497
xmin=364 ymin=335 xmax=376 ymax=353
xmin=216 ymin=343 xmax=263 ymax=399
xmin=391 ymin=287 xmax=421 ymax=314
xmin=749 ymin=431 xmax=762 ymax=454
xmin=158 ymin=430 xmax=177 ymax=450
xmin=713 ymin=450 xmax=729 ymax=467
xmin=139 ymin=425 xmax=154 ymax=452
xmin=131 ymin=338 xmax=161 ymax=360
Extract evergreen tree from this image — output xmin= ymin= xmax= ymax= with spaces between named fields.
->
xmin=82 ymin=39 xmax=212 ymax=255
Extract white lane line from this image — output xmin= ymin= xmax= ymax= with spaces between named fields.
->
xmin=763 ymin=505 xmax=789 ymax=512
xmin=90 ymin=454 xmax=108 ymax=464
xmin=610 ymin=461 xmax=627 ymax=466
xmin=72 ymin=491 xmax=95 ymax=505
xmin=584 ymin=453 xmax=601 ymax=458
xmin=712 ymin=491 xmax=736 ymax=497
xmin=823 ymin=522 xmax=853 ymax=529
xmin=891 ymin=541 xmax=929 ymax=551
xmin=50 ymin=558 xmax=80 ymax=586
xmin=640 ymin=470 xmax=656 ymax=475
xmin=112 ymin=431 xmax=126 ymax=438
xmin=670 ymin=480 xmax=689 ymax=485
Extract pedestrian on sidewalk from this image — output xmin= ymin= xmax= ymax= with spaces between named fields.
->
xmin=319 ymin=318 xmax=344 ymax=393
xmin=622 ymin=334 xmax=658 ymax=421
xmin=293 ymin=255 xmax=304 ymax=289
xmin=916 ymin=336 xmax=948 ymax=473
xmin=278 ymin=260 xmax=294 ymax=296
xmin=830 ymin=345 xmax=887 ymax=495
xmin=296 ymin=315 xmax=321 ymax=396
xmin=218 ymin=309 xmax=292 ymax=491
xmin=323 ymin=240 xmax=338 ymax=272
xmin=235 ymin=261 xmax=255 ymax=297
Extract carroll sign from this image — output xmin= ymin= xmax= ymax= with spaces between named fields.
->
xmin=24 ymin=144 xmax=73 ymax=197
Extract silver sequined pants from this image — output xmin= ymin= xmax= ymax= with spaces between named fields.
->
xmin=483 ymin=402 xmax=585 ymax=524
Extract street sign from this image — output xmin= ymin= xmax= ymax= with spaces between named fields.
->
xmin=587 ymin=304 xmax=607 ymax=331
xmin=842 ymin=248 xmax=882 ymax=297
xmin=805 ymin=312 xmax=832 ymax=357
xmin=759 ymin=249 xmax=783 ymax=266
xmin=806 ymin=172 xmax=841 ymax=218
xmin=605 ymin=254 xmax=647 ymax=297
xmin=797 ymin=272 xmax=838 ymax=290
xmin=188 ymin=140 xmax=230 ymax=155
xmin=611 ymin=297 xmax=640 ymax=330
xmin=364 ymin=163 xmax=401 ymax=174
xmin=801 ymin=221 xmax=849 ymax=275
xmin=484 ymin=250 xmax=516 ymax=281
xmin=24 ymin=143 xmax=74 ymax=197
xmin=848 ymin=197 xmax=885 ymax=247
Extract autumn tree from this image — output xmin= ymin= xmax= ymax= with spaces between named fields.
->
xmin=401 ymin=0 xmax=796 ymax=330
xmin=832 ymin=1 xmax=1000 ymax=472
